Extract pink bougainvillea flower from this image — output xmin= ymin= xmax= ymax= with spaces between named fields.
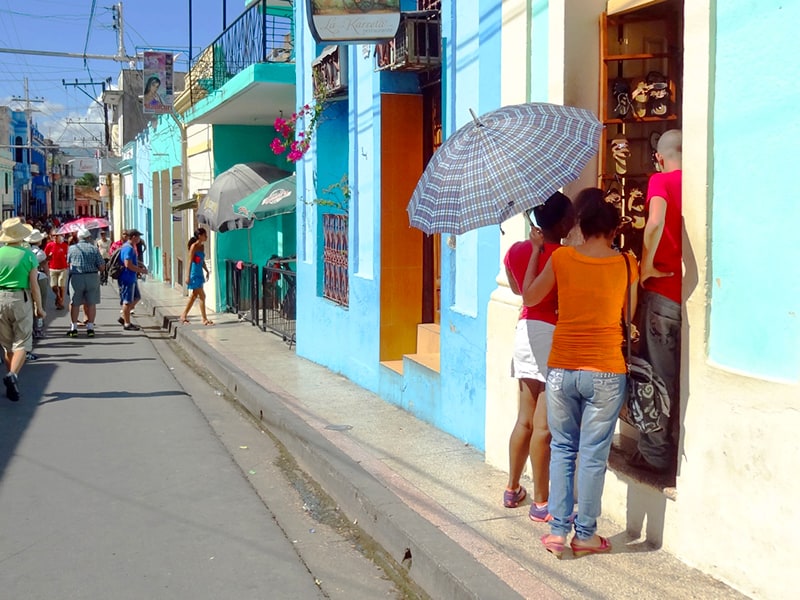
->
xmin=271 ymin=138 xmax=286 ymax=154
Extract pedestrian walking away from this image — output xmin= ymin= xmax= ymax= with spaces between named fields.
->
xmin=523 ymin=188 xmax=638 ymax=560
xmin=67 ymin=228 xmax=105 ymax=338
xmin=44 ymin=228 xmax=68 ymax=309
xmin=502 ymin=191 xmax=574 ymax=522
xmin=117 ymin=229 xmax=147 ymax=331
xmin=96 ymin=229 xmax=111 ymax=285
xmin=179 ymin=227 xmax=214 ymax=326
xmin=0 ymin=217 xmax=46 ymax=401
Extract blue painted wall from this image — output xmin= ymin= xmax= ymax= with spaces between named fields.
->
xmin=293 ymin=0 xmax=504 ymax=449
xmin=709 ymin=1 xmax=800 ymax=382
xmin=133 ymin=129 xmax=153 ymax=269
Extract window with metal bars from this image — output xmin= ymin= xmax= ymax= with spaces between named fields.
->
xmin=322 ymin=213 xmax=349 ymax=307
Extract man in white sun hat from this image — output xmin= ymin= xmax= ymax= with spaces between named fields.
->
xmin=0 ymin=217 xmax=46 ymax=401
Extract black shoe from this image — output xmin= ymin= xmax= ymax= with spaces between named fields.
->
xmin=67 ymin=329 xmax=78 ymax=338
xmin=26 ymin=352 xmax=38 ymax=361
xmin=627 ymin=450 xmax=669 ymax=474
xmin=87 ymin=329 xmax=95 ymax=338
xmin=123 ymin=323 xmax=140 ymax=331
xmin=117 ymin=317 xmax=125 ymax=326
xmin=3 ymin=373 xmax=20 ymax=401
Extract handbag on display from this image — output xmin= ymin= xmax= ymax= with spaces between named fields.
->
xmin=621 ymin=255 xmax=671 ymax=434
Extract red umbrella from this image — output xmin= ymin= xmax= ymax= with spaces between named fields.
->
xmin=57 ymin=217 xmax=110 ymax=234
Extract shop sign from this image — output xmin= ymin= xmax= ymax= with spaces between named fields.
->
xmin=143 ymin=51 xmax=174 ymax=115
xmin=307 ymin=0 xmax=400 ymax=43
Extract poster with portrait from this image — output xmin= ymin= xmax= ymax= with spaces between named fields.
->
xmin=307 ymin=0 xmax=400 ymax=43
xmin=143 ymin=51 xmax=174 ymax=114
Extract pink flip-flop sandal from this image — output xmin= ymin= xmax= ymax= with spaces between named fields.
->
xmin=540 ymin=534 xmax=566 ymax=560
xmin=570 ymin=536 xmax=612 ymax=558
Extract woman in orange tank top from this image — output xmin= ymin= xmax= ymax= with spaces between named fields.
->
xmin=522 ymin=188 xmax=638 ymax=559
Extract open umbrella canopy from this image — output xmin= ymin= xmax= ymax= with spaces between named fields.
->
xmin=232 ymin=174 xmax=296 ymax=221
xmin=198 ymin=163 xmax=291 ymax=232
xmin=407 ymin=103 xmax=602 ymax=235
xmin=57 ymin=217 xmax=110 ymax=234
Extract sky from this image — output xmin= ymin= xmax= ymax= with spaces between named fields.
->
xmin=0 ymin=0 xmax=236 ymax=151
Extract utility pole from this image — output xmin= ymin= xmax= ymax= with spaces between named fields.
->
xmin=11 ymin=78 xmax=45 ymax=216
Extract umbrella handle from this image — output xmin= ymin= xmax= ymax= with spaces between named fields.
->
xmin=469 ymin=109 xmax=482 ymax=127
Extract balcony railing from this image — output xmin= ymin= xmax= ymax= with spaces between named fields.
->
xmin=375 ymin=10 xmax=441 ymax=72
xmin=177 ymin=0 xmax=294 ymax=114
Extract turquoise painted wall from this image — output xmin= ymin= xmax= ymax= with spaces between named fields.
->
xmin=211 ymin=124 xmax=296 ymax=309
xmin=133 ymin=130 xmax=152 ymax=270
xmin=709 ymin=1 xmax=800 ymax=382
xmin=149 ymin=114 xmax=182 ymax=281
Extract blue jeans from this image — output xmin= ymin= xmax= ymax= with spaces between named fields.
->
xmin=636 ymin=290 xmax=681 ymax=470
xmin=546 ymin=368 xmax=626 ymax=539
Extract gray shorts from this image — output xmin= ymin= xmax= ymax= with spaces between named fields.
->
xmin=69 ymin=272 xmax=101 ymax=306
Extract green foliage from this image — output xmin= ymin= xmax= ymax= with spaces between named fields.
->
xmin=75 ymin=172 xmax=99 ymax=187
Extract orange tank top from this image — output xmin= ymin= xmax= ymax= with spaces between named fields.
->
xmin=547 ymin=247 xmax=637 ymax=374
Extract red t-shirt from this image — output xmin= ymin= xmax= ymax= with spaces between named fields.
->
xmin=44 ymin=241 xmax=69 ymax=270
xmin=645 ymin=169 xmax=682 ymax=304
xmin=504 ymin=240 xmax=559 ymax=325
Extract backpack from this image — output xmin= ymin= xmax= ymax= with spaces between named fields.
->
xmin=108 ymin=247 xmax=123 ymax=280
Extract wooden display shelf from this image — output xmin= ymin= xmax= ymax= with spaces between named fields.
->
xmin=604 ymin=115 xmax=679 ymax=125
xmin=604 ymin=52 xmax=672 ymax=62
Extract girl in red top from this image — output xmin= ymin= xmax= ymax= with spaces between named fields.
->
xmin=502 ymin=192 xmax=573 ymax=521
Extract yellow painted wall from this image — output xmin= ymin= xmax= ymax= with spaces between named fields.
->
xmin=380 ymin=94 xmax=424 ymax=361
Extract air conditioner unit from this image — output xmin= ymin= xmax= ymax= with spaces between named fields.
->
xmin=312 ymin=45 xmax=348 ymax=97
xmin=375 ymin=11 xmax=441 ymax=72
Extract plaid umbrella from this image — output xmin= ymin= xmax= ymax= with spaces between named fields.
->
xmin=407 ymin=103 xmax=602 ymax=235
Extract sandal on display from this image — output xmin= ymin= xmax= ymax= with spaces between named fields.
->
xmin=610 ymin=138 xmax=631 ymax=175
xmin=540 ymin=534 xmax=566 ymax=560
xmin=646 ymin=71 xmax=670 ymax=117
xmin=631 ymin=80 xmax=650 ymax=118
xmin=611 ymin=77 xmax=631 ymax=119
xmin=570 ymin=536 xmax=612 ymax=558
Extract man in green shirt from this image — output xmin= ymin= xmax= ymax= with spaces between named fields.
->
xmin=0 ymin=217 xmax=46 ymax=401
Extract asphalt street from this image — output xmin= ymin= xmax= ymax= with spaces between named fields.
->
xmin=0 ymin=287 xmax=401 ymax=599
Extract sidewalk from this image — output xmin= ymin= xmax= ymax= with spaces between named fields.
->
xmin=137 ymin=280 xmax=747 ymax=600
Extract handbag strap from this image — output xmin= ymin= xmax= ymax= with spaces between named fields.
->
xmin=623 ymin=253 xmax=632 ymax=365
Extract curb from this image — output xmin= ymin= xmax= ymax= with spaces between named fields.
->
xmin=143 ymin=295 xmax=523 ymax=600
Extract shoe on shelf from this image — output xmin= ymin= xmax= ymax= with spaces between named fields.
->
xmin=627 ymin=450 xmax=669 ymax=475
xmin=3 ymin=373 xmax=20 ymax=401
xmin=123 ymin=323 xmax=140 ymax=331
xmin=529 ymin=503 xmax=553 ymax=523
xmin=67 ymin=329 xmax=78 ymax=338
xmin=503 ymin=486 xmax=527 ymax=508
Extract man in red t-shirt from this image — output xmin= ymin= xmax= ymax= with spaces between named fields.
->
xmin=44 ymin=230 xmax=69 ymax=309
xmin=630 ymin=129 xmax=682 ymax=474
